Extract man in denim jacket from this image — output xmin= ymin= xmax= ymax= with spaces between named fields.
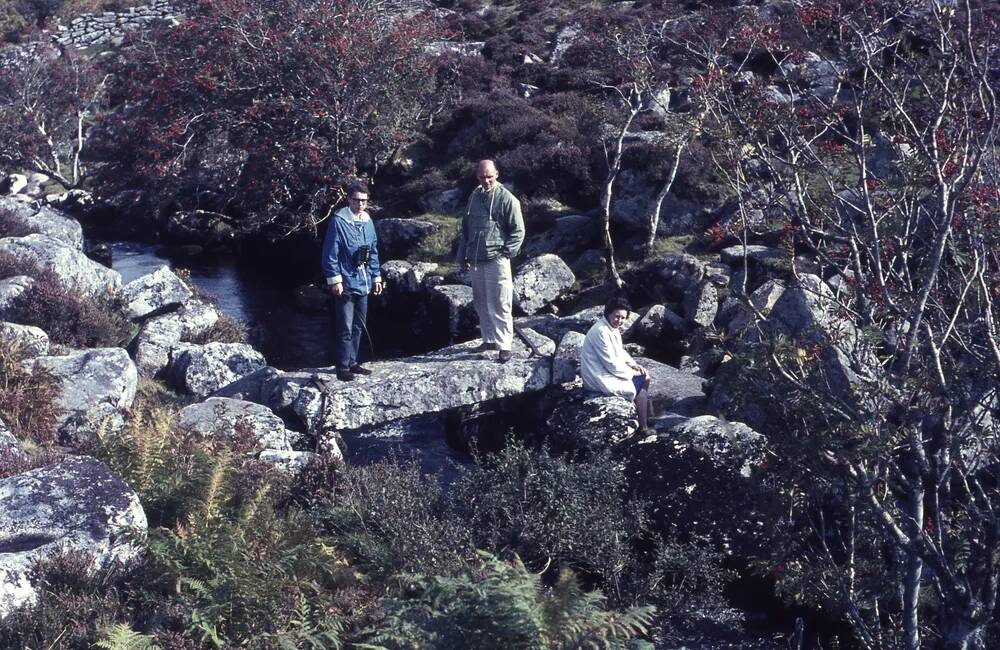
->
xmin=321 ymin=182 xmax=383 ymax=381
xmin=457 ymin=160 xmax=525 ymax=363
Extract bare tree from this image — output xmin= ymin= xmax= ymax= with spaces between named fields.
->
xmin=701 ymin=0 xmax=1000 ymax=647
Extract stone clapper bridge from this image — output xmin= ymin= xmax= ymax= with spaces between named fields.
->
xmin=220 ymin=323 xmax=707 ymax=446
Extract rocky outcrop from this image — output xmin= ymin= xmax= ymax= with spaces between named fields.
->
xmin=375 ymin=218 xmax=438 ymax=259
xmin=262 ymin=335 xmax=554 ymax=434
xmin=512 ymin=254 xmax=575 ymax=315
xmin=176 ymin=397 xmax=331 ymax=467
xmin=169 ymin=342 xmax=267 ymax=397
xmin=31 ymin=348 xmax=138 ymax=444
xmin=0 ymin=456 xmax=147 ymax=620
xmin=0 ymin=276 xmax=33 ymax=319
xmin=552 ymin=330 xmax=585 ymax=384
xmin=625 ymin=416 xmax=770 ymax=550
xmin=0 ymin=234 xmax=121 ymax=297
xmin=122 ymin=265 xmax=192 ymax=320
xmin=0 ymin=198 xmax=83 ymax=250
xmin=639 ymin=357 xmax=707 ymax=416
xmin=545 ymin=390 xmax=637 ymax=454
xmin=0 ymin=322 xmax=49 ymax=357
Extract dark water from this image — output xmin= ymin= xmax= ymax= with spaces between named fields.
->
xmin=110 ymin=241 xmax=341 ymax=369
xmin=109 ymin=241 xmax=469 ymax=479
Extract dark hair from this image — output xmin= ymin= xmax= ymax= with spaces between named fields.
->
xmin=603 ymin=296 xmax=631 ymax=318
xmin=347 ymin=182 xmax=369 ymax=198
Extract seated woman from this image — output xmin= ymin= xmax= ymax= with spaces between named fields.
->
xmin=580 ymin=296 xmax=652 ymax=432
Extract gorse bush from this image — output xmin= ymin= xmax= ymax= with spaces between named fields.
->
xmin=9 ymin=269 xmax=131 ymax=347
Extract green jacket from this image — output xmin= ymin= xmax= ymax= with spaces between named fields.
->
xmin=457 ymin=183 xmax=525 ymax=264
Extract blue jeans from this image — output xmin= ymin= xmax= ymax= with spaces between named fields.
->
xmin=334 ymin=292 xmax=368 ymax=371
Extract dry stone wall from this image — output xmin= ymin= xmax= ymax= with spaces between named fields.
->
xmin=53 ymin=0 xmax=183 ymax=49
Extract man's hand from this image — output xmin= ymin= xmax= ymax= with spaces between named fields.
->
xmin=373 ymin=279 xmax=384 ymax=296
xmin=329 ymin=282 xmax=344 ymax=296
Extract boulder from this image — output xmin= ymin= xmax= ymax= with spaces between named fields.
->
xmin=1 ymin=174 xmax=27 ymax=195
xmin=176 ymin=396 xmax=312 ymax=455
xmin=719 ymin=244 xmax=783 ymax=269
xmin=131 ymin=316 xmax=184 ymax=377
xmin=169 ymin=342 xmax=267 ymax=397
xmin=667 ymin=415 xmax=766 ymax=479
xmin=122 ymin=265 xmax=192 ymax=320
xmin=553 ymin=330 xmax=585 ymax=384
xmin=631 ymin=304 xmax=688 ymax=344
xmin=429 ymin=284 xmax=477 ymax=341
xmin=375 ymin=218 xmax=438 ymax=259
xmin=545 ymin=389 xmax=637 ymax=454
xmin=31 ymin=348 xmax=137 ymax=444
xmin=520 ymin=214 xmax=599 ymax=260
xmin=130 ymin=298 xmax=221 ymax=377
xmin=383 ymin=260 xmax=440 ymax=293
xmin=0 ymin=199 xmax=84 ymax=250
xmin=610 ymin=170 xmax=719 ymax=235
xmin=0 ymin=234 xmax=121 ymax=297
xmin=518 ymin=305 xmax=638 ymax=345
xmin=786 ymin=51 xmax=842 ymax=88
xmin=638 ymin=357 xmax=707 ymax=416
xmin=268 ymin=336 xmax=555 ymax=434
xmin=0 ymin=275 xmax=33 ymax=319
xmin=0 ymin=415 xmax=20 ymax=456
xmin=624 ymin=422 xmax=771 ymax=550
xmin=0 ymin=456 xmax=147 ymax=620
xmin=723 ymin=279 xmax=786 ymax=334
xmin=683 ymin=281 xmax=719 ymax=328
xmin=45 ymin=189 xmax=95 ymax=213
xmin=512 ymin=254 xmax=575 ymax=315
xmin=0 ymin=322 xmax=49 ymax=357
xmin=418 ymin=187 xmax=463 ymax=214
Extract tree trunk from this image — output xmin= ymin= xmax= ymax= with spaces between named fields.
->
xmin=599 ymin=102 xmax=639 ymax=289
xmin=642 ymin=142 xmax=685 ymax=256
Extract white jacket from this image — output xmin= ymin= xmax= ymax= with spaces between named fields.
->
xmin=580 ymin=316 xmax=637 ymax=400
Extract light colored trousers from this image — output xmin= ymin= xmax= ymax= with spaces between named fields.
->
xmin=469 ymin=257 xmax=514 ymax=351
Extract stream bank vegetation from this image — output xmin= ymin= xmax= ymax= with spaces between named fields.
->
xmin=1 ymin=397 xmax=726 ymax=648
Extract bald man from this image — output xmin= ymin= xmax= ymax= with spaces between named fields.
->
xmin=457 ymin=160 xmax=525 ymax=363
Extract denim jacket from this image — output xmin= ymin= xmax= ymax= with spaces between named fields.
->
xmin=321 ymin=206 xmax=381 ymax=295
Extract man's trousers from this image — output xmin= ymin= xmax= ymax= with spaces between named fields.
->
xmin=469 ymin=257 xmax=513 ymax=351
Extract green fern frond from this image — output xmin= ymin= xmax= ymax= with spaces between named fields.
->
xmin=95 ymin=624 xmax=160 ymax=650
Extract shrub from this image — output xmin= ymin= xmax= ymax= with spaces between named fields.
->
xmin=0 ymin=247 xmax=36 ymax=279
xmin=9 ymin=269 xmax=132 ymax=347
xmin=365 ymin=551 xmax=656 ymax=650
xmin=0 ymin=548 xmax=142 ymax=650
xmin=190 ymin=312 xmax=247 ymax=345
xmin=0 ymin=335 xmax=60 ymax=446
xmin=314 ymin=456 xmax=473 ymax=577
xmin=451 ymin=443 xmax=649 ymax=598
xmin=0 ymin=204 xmax=40 ymax=238
xmin=0 ymin=1 xmax=30 ymax=41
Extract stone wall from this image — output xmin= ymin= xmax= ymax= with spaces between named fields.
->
xmin=53 ymin=0 xmax=182 ymax=49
